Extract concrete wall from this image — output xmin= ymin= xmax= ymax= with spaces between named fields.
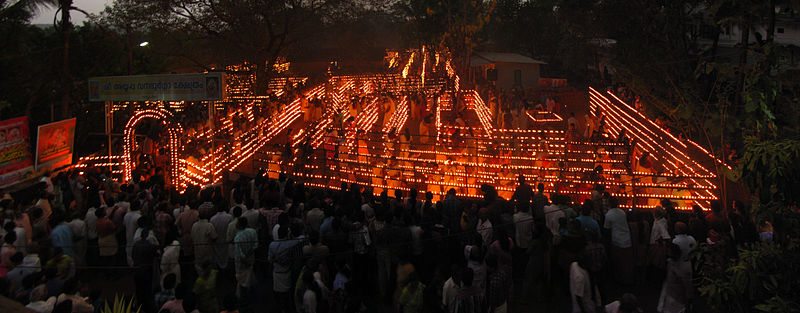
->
xmin=493 ymin=62 xmax=540 ymax=91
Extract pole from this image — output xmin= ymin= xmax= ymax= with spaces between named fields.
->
xmin=209 ymin=101 xmax=215 ymax=184
xmin=105 ymin=101 xmax=113 ymax=173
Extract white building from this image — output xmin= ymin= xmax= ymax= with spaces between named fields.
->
xmin=470 ymin=52 xmax=546 ymax=91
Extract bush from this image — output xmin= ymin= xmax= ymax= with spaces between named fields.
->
xmin=694 ymin=204 xmax=800 ymax=313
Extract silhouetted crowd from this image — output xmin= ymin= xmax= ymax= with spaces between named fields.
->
xmin=0 ymin=167 xmax=773 ymax=313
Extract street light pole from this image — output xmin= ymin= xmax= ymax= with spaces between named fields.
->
xmin=126 ymin=26 xmax=132 ymax=75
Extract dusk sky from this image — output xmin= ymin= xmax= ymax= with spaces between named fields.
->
xmin=30 ymin=0 xmax=111 ymax=25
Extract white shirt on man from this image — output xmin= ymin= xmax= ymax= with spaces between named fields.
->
xmin=123 ymin=210 xmax=142 ymax=266
xmin=513 ymin=212 xmax=534 ymax=249
xmin=227 ymin=219 xmax=239 ymax=258
xmin=306 ymin=208 xmax=325 ymax=232
xmin=172 ymin=205 xmax=190 ymax=220
xmin=672 ymin=234 xmax=696 ymax=261
xmin=10 ymin=226 xmax=26 ymax=255
xmin=442 ymin=277 xmax=460 ymax=309
xmin=85 ymin=207 xmax=98 ymax=239
xmin=303 ymin=289 xmax=317 ymax=313
xmin=7 ymin=253 xmax=40 ymax=287
xmin=210 ymin=211 xmax=233 ymax=268
xmin=161 ymin=240 xmax=181 ymax=286
xmin=544 ymin=204 xmax=565 ymax=244
xmin=241 ymin=208 xmax=259 ymax=229
xmin=477 ymin=218 xmax=493 ymax=247
xmin=604 ymin=208 xmax=632 ymax=248
xmin=191 ymin=219 xmax=218 ymax=268
xmin=570 ymin=262 xmax=596 ymax=313
xmin=650 ymin=218 xmax=671 ymax=244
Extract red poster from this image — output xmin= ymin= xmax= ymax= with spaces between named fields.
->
xmin=36 ymin=118 xmax=76 ymax=171
xmin=0 ymin=116 xmax=34 ymax=188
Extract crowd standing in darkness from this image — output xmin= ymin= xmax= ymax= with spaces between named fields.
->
xmin=0 ymin=167 xmax=768 ymax=313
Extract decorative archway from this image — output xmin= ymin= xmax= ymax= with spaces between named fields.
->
xmin=123 ymin=108 xmax=184 ymax=184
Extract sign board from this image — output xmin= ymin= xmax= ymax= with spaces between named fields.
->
xmin=35 ymin=118 xmax=76 ymax=172
xmin=0 ymin=116 xmax=34 ymax=188
xmin=88 ymin=72 xmax=225 ymax=102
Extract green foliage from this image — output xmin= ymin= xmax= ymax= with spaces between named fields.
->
xmin=736 ymin=137 xmax=800 ymax=204
xmin=754 ymin=297 xmax=800 ymax=313
xmin=740 ymin=50 xmax=781 ymax=136
xmin=695 ymin=205 xmax=800 ymax=313
xmin=101 ymin=295 xmax=140 ymax=313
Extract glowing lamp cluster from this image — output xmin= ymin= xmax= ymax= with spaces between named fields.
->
xmin=122 ymin=108 xmax=183 ymax=184
xmin=79 ymin=49 xmax=722 ymax=208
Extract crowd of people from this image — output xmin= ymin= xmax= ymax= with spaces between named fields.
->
xmin=0 ymin=165 xmax=777 ymax=313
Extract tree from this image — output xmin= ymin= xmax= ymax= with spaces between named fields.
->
xmin=0 ymin=0 xmax=88 ymax=121
xmin=100 ymin=0 xmax=341 ymax=95
xmin=55 ymin=0 xmax=91 ymax=121
xmin=0 ymin=0 xmax=54 ymax=22
xmin=394 ymin=0 xmax=497 ymax=78
xmin=95 ymin=0 xmax=155 ymax=75
xmin=1 ymin=0 xmax=55 ymax=123
xmin=1 ymin=9 xmax=169 ymax=155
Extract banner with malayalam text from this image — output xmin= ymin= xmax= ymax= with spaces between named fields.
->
xmin=0 ymin=116 xmax=34 ymax=188
xmin=88 ymin=72 xmax=225 ymax=102
xmin=35 ymin=118 xmax=76 ymax=172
